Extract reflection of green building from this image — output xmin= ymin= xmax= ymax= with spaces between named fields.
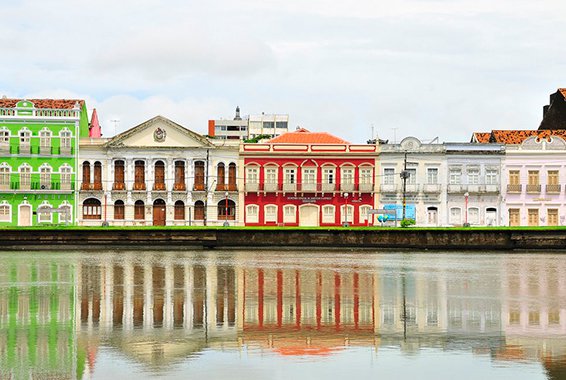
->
xmin=0 ymin=259 xmax=77 ymax=379
xmin=0 ymin=99 xmax=89 ymax=226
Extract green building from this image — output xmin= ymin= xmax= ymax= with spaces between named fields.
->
xmin=0 ymin=98 xmax=89 ymax=226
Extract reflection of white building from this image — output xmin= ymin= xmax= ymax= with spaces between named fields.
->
xmin=78 ymin=116 xmax=240 ymax=226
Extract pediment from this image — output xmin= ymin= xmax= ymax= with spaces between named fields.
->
xmin=105 ymin=116 xmax=213 ymax=149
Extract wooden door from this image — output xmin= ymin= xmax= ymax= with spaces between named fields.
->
xmin=153 ymin=199 xmax=166 ymax=226
xmin=299 ymin=205 xmax=319 ymax=227
xmin=19 ymin=205 xmax=31 ymax=226
xmin=509 ymin=209 xmax=520 ymax=226
xmin=528 ymin=209 xmax=539 ymax=226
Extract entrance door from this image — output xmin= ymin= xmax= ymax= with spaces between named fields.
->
xmin=18 ymin=204 xmax=32 ymax=226
xmin=486 ymin=208 xmax=497 ymax=226
xmin=299 ymin=205 xmax=319 ymax=227
xmin=153 ymin=199 xmax=166 ymax=226
xmin=427 ymin=207 xmax=438 ymax=226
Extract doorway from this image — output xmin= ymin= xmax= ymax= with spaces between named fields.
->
xmin=427 ymin=207 xmax=438 ymax=226
xmin=153 ymin=199 xmax=166 ymax=226
xmin=299 ymin=205 xmax=319 ymax=226
xmin=18 ymin=204 xmax=32 ymax=226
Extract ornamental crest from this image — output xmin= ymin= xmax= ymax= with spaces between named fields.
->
xmin=153 ymin=127 xmax=166 ymax=142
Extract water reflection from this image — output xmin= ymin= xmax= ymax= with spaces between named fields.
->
xmin=0 ymin=252 xmax=565 ymax=379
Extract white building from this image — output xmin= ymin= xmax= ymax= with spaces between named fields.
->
xmin=444 ymin=143 xmax=504 ymax=226
xmin=208 ymin=107 xmax=289 ymax=140
xmin=78 ymin=116 xmax=240 ymax=226
xmin=378 ymin=137 xmax=447 ymax=226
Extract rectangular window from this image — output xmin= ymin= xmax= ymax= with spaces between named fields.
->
xmin=468 ymin=208 xmax=479 ymax=224
xmin=486 ymin=169 xmax=498 ymax=185
xmin=341 ymin=168 xmax=354 ymax=184
xmin=509 ymin=170 xmax=520 ymax=185
xmin=548 ymin=209 xmax=559 ymax=226
xmin=467 ymin=168 xmax=479 ymax=185
xmin=449 ymin=208 xmax=461 ymax=225
xmin=276 ymin=121 xmax=288 ymax=129
xmin=406 ymin=168 xmax=416 ymax=185
xmin=265 ymin=167 xmax=277 ymax=183
xmin=0 ymin=205 xmax=10 ymax=222
xmin=322 ymin=168 xmax=335 ymax=184
xmin=528 ymin=208 xmax=539 ymax=226
xmin=528 ymin=170 xmax=539 ymax=185
xmin=383 ymin=168 xmax=395 ymax=185
xmin=246 ymin=167 xmax=259 ymax=183
xmin=285 ymin=168 xmax=296 ymax=184
xmin=341 ymin=205 xmax=353 ymax=223
xmin=263 ymin=122 xmax=275 ymax=129
xmin=302 ymin=168 xmax=316 ymax=184
xmin=246 ymin=205 xmax=259 ymax=223
xmin=427 ymin=168 xmax=438 ymax=184
xmin=548 ymin=170 xmax=559 ymax=185
xmin=449 ymin=169 xmax=461 ymax=185
xmin=509 ymin=209 xmax=520 ymax=226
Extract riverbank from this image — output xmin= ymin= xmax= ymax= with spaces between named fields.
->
xmin=1 ymin=227 xmax=566 ymax=251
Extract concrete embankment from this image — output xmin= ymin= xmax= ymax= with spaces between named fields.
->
xmin=0 ymin=228 xmax=566 ymax=251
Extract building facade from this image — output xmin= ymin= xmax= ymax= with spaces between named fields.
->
xmin=0 ymin=98 xmax=89 ymax=226
xmin=240 ymin=128 xmax=378 ymax=226
xmin=78 ymin=116 xmax=240 ymax=226
xmin=208 ymin=107 xmax=289 ymax=140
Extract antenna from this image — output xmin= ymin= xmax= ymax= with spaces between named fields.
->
xmin=371 ymin=124 xmax=375 ymax=141
xmin=391 ymin=127 xmax=398 ymax=144
xmin=110 ymin=119 xmax=120 ymax=136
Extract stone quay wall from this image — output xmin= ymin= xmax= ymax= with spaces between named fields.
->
xmin=0 ymin=228 xmax=565 ymax=251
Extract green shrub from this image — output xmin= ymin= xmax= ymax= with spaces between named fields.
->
xmin=400 ymin=218 xmax=416 ymax=228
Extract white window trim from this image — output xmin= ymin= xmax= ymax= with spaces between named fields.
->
xmin=264 ymin=204 xmax=278 ymax=223
xmin=246 ymin=204 xmax=259 ymax=223
xmin=0 ymin=201 xmax=11 ymax=223
xmin=37 ymin=201 xmax=53 ymax=224
xmin=340 ymin=204 xmax=354 ymax=223
xmin=359 ymin=205 xmax=372 ymax=224
xmin=283 ymin=204 xmax=296 ymax=224
xmin=322 ymin=205 xmax=335 ymax=224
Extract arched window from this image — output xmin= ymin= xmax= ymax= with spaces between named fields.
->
xmin=449 ymin=207 xmax=462 ymax=225
xmin=19 ymin=164 xmax=31 ymax=190
xmin=37 ymin=202 xmax=52 ymax=223
xmin=228 ymin=163 xmax=237 ymax=191
xmin=134 ymin=160 xmax=146 ymax=190
xmin=39 ymin=164 xmax=52 ymax=190
xmin=0 ymin=163 xmax=10 ymax=190
xmin=59 ymin=203 xmax=72 ymax=224
xmin=216 ymin=163 xmax=225 ymax=191
xmin=93 ymin=162 xmax=102 ymax=190
xmin=39 ymin=128 xmax=52 ymax=154
xmin=134 ymin=200 xmax=145 ymax=220
xmin=0 ymin=201 xmax=11 ymax=222
xmin=113 ymin=160 xmax=125 ymax=190
xmin=174 ymin=161 xmax=186 ymax=191
xmin=174 ymin=200 xmax=185 ymax=220
xmin=194 ymin=161 xmax=205 ymax=191
xmin=322 ymin=205 xmax=335 ymax=224
xmin=60 ymin=164 xmax=72 ymax=190
xmin=81 ymin=161 xmax=91 ymax=190
xmin=194 ymin=200 xmax=205 ymax=220
xmin=217 ymin=199 xmax=235 ymax=220
xmin=340 ymin=204 xmax=354 ymax=224
xmin=154 ymin=160 xmax=165 ymax=190
xmin=246 ymin=204 xmax=259 ymax=224
xmin=59 ymin=128 xmax=72 ymax=154
xmin=0 ymin=128 xmax=10 ymax=153
xmin=114 ymin=200 xmax=125 ymax=220
xmin=468 ymin=207 xmax=480 ymax=225
xmin=359 ymin=205 xmax=371 ymax=224
xmin=82 ymin=198 xmax=101 ymax=220
xmin=264 ymin=205 xmax=277 ymax=223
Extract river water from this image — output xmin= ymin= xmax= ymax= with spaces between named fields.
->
xmin=0 ymin=250 xmax=564 ymax=380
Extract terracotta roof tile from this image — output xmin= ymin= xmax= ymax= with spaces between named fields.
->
xmin=268 ymin=128 xmax=350 ymax=144
xmin=0 ymin=98 xmax=84 ymax=109
xmin=472 ymin=129 xmax=566 ymax=144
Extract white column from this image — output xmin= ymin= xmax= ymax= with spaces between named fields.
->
xmin=185 ymin=263 xmax=194 ymax=330
xmin=123 ymin=260 xmax=134 ymax=331
xmin=164 ymin=262 xmax=174 ymax=330
xmin=144 ymin=262 xmax=154 ymax=330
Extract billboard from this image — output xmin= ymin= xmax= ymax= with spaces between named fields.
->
xmin=382 ymin=204 xmax=416 ymax=220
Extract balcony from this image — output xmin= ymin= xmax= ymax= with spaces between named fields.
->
xmin=133 ymin=182 xmax=146 ymax=191
xmin=245 ymin=183 xmax=259 ymax=192
xmin=423 ymin=184 xmax=441 ymax=193
xmin=405 ymin=184 xmax=419 ymax=193
xmin=483 ymin=184 xmax=499 ymax=193
xmin=321 ymin=183 xmax=336 ymax=192
xmin=61 ymin=183 xmax=72 ymax=191
xmin=81 ymin=183 xmax=92 ymax=191
xmin=59 ymin=146 xmax=72 ymax=156
xmin=39 ymin=146 xmax=51 ymax=155
xmin=264 ymin=183 xmax=278 ymax=192
xmin=380 ymin=183 xmax=398 ymax=193
xmin=0 ymin=183 xmax=9 ymax=191
xmin=359 ymin=183 xmax=373 ymax=193
xmin=467 ymin=184 xmax=481 ymax=193
xmin=448 ymin=184 xmax=465 ymax=193
xmin=283 ymin=183 xmax=297 ymax=192
xmin=173 ymin=182 xmax=187 ymax=191
xmin=300 ymin=182 xmax=317 ymax=192
xmin=19 ymin=144 xmax=31 ymax=155
xmin=113 ymin=182 xmax=126 ymax=191
xmin=546 ymin=184 xmax=561 ymax=194
xmin=153 ymin=182 xmax=166 ymax=191
xmin=506 ymin=184 xmax=522 ymax=193
xmin=0 ymin=144 xmax=9 ymax=155
xmin=92 ymin=182 xmax=103 ymax=191
xmin=340 ymin=183 xmax=355 ymax=192
xmin=526 ymin=184 xmax=541 ymax=194
xmin=193 ymin=183 xmax=205 ymax=191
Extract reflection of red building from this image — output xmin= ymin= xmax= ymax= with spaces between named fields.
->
xmin=240 ymin=129 xmax=378 ymax=226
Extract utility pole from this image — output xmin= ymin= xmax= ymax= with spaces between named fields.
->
xmin=204 ymin=149 xmax=209 ymax=226
xmin=400 ymin=152 xmax=409 ymax=221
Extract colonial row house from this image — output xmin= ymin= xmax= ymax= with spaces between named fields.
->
xmin=239 ymin=128 xmax=379 ymax=226
xmin=78 ymin=115 xmax=240 ymax=226
xmin=0 ymin=98 xmax=90 ymax=226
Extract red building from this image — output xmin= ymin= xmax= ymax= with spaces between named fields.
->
xmin=240 ymin=128 xmax=378 ymax=226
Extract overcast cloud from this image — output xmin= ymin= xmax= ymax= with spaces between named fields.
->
xmin=1 ymin=0 xmax=566 ymax=143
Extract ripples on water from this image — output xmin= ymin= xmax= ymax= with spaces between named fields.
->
xmin=0 ymin=251 xmax=565 ymax=379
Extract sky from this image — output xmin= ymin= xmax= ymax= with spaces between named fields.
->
xmin=1 ymin=0 xmax=566 ymax=143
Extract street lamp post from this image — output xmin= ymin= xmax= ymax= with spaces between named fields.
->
xmin=400 ymin=152 xmax=409 ymax=221
xmin=223 ymin=191 xmax=229 ymax=227
xmin=464 ymin=191 xmax=469 ymax=226
xmin=343 ymin=192 xmax=349 ymax=227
